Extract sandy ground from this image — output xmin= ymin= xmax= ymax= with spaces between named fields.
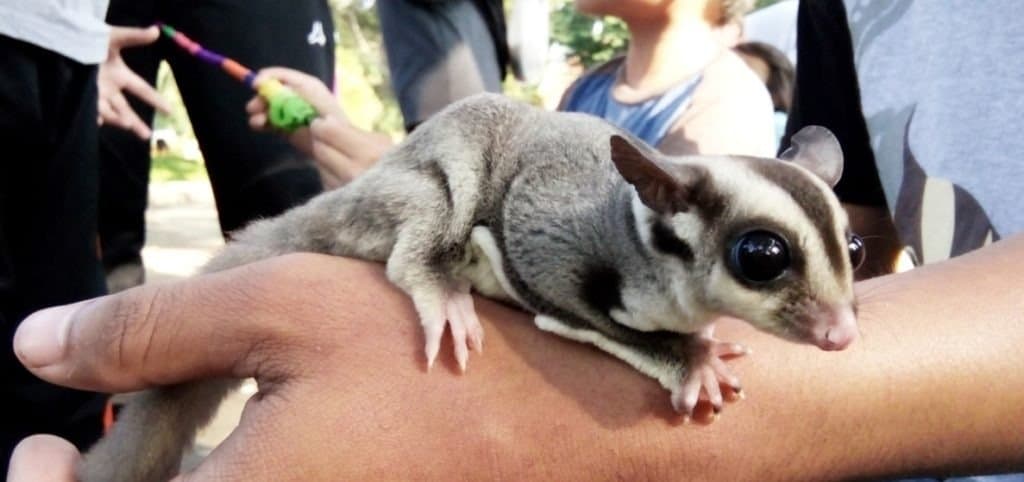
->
xmin=139 ymin=180 xmax=252 ymax=468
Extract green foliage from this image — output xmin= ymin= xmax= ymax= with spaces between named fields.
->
xmin=330 ymin=0 xmax=404 ymax=137
xmin=151 ymin=153 xmax=207 ymax=182
xmin=755 ymin=0 xmax=784 ymax=8
xmin=549 ymin=1 xmax=629 ymax=68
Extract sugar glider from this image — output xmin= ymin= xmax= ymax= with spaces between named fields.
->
xmin=79 ymin=93 xmax=863 ymax=482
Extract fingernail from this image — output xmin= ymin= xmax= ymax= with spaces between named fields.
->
xmin=14 ymin=300 xmax=89 ymax=368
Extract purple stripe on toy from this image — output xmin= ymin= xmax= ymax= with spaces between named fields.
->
xmin=195 ymin=49 xmax=226 ymax=66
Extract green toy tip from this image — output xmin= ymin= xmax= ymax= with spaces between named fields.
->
xmin=266 ymin=90 xmax=318 ymax=132
xmin=158 ymin=23 xmax=176 ymax=37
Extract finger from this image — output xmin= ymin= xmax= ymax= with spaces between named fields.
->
xmin=108 ymin=92 xmax=151 ymax=139
xmin=98 ymin=98 xmax=118 ymax=126
xmin=123 ymin=71 xmax=172 ymax=113
xmin=11 ymin=254 xmax=343 ymax=392
xmin=245 ymin=96 xmax=267 ymax=115
xmin=7 ymin=434 xmax=81 ymax=482
xmin=249 ymin=112 xmax=268 ymax=130
xmin=309 ymin=119 xmax=360 ymax=181
xmin=255 ymin=67 xmax=340 ymax=116
xmin=317 ymin=166 xmax=345 ymax=190
xmin=109 ymin=25 xmax=160 ymax=50
xmin=311 ymin=131 xmax=357 ymax=184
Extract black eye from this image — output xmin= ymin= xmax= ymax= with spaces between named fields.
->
xmin=848 ymin=234 xmax=865 ymax=270
xmin=728 ymin=230 xmax=791 ymax=283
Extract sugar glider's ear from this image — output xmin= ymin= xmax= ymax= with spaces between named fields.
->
xmin=609 ymin=135 xmax=705 ymax=214
xmin=779 ymin=126 xmax=844 ymax=187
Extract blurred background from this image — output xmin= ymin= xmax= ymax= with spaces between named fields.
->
xmin=150 ymin=0 xmax=786 ymax=181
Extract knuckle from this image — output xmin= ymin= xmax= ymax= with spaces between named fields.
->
xmin=104 ymin=286 xmax=174 ymax=373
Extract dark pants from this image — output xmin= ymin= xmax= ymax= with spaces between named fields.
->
xmin=99 ymin=0 xmax=335 ymax=274
xmin=0 ymin=35 xmax=109 ymax=475
xmin=378 ymin=0 xmax=507 ymax=132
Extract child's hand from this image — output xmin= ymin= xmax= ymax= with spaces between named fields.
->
xmin=98 ymin=26 xmax=172 ymax=139
xmin=246 ymin=68 xmax=391 ymax=188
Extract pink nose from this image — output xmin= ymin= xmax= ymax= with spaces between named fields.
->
xmin=812 ymin=304 xmax=858 ymax=351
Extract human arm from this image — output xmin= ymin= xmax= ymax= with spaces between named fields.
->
xmin=246 ymin=68 xmax=392 ymax=189
xmin=97 ymin=26 xmax=172 ymax=139
xmin=11 ymin=236 xmax=1024 ymax=480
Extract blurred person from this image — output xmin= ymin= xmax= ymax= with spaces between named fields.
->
xmin=98 ymin=0 xmax=336 ymax=292
xmin=734 ymin=40 xmax=794 ymax=150
xmin=377 ymin=0 xmax=510 ymax=133
xmin=559 ymin=0 xmax=776 ymax=157
xmin=0 ymin=0 xmax=169 ymax=474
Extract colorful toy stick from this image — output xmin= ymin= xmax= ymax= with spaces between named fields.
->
xmin=157 ymin=23 xmax=318 ymax=132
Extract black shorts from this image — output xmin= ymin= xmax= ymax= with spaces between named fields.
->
xmin=0 ymin=35 xmax=109 ymax=475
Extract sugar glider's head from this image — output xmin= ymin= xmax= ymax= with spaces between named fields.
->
xmin=610 ymin=126 xmax=863 ymax=351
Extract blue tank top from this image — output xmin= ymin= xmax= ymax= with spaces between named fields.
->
xmin=561 ymin=59 xmax=702 ymax=147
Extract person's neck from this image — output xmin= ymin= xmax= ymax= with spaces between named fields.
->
xmin=619 ymin=16 xmax=720 ymax=96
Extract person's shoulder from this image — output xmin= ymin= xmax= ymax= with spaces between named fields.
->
xmin=663 ymin=49 xmax=776 ymax=157
xmin=696 ymin=49 xmax=773 ymax=107
xmin=558 ymin=56 xmax=624 ymax=110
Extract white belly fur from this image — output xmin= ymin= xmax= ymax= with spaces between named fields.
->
xmin=455 ymin=227 xmax=526 ymax=306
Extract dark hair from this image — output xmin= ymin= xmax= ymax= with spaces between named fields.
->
xmin=733 ymin=41 xmax=794 ymax=113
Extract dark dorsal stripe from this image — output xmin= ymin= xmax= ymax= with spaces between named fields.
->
xmin=579 ymin=265 xmax=624 ymax=316
xmin=743 ymin=158 xmax=846 ymax=278
xmin=651 ymin=221 xmax=695 ymax=263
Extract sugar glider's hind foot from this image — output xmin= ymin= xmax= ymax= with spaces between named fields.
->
xmin=411 ymin=284 xmax=485 ymax=372
xmin=670 ymin=326 xmax=749 ymax=420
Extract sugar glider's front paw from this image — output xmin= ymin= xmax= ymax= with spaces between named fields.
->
xmin=412 ymin=284 xmax=485 ymax=372
xmin=669 ymin=326 xmax=748 ymax=419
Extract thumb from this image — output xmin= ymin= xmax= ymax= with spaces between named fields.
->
xmin=7 ymin=435 xmax=81 ymax=482
xmin=109 ymin=25 xmax=160 ymax=50
xmin=11 ymin=254 xmax=326 ymax=393
xmin=255 ymin=67 xmax=344 ymax=119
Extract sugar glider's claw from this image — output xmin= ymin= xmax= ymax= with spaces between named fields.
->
xmin=422 ymin=315 xmax=445 ymax=371
xmin=446 ymin=290 xmax=483 ymax=372
xmin=419 ymin=289 xmax=485 ymax=372
xmin=671 ymin=368 xmax=704 ymax=417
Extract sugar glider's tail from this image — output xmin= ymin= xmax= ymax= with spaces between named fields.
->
xmin=77 ymin=378 xmax=240 ymax=482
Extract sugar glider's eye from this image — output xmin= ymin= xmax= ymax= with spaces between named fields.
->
xmin=848 ymin=233 xmax=866 ymax=270
xmin=728 ymin=230 xmax=790 ymax=283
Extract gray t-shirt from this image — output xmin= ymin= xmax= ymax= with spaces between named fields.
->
xmin=846 ymin=0 xmax=1023 ymax=264
xmin=0 ymin=0 xmax=110 ymax=64
xmin=377 ymin=0 xmax=504 ymax=131
xmin=788 ymin=0 xmax=1024 ymax=266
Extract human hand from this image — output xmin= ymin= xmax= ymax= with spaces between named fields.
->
xmin=97 ymin=26 xmax=172 ymax=139
xmin=246 ymin=68 xmax=391 ymax=188
xmin=7 ymin=253 xmax=700 ymax=479
xmin=7 ymin=435 xmax=80 ymax=482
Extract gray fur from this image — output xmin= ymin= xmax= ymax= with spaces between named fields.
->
xmin=79 ymin=94 xmax=855 ymax=481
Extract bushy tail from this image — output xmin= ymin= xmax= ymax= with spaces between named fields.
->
xmin=78 ymin=378 xmax=240 ymax=482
